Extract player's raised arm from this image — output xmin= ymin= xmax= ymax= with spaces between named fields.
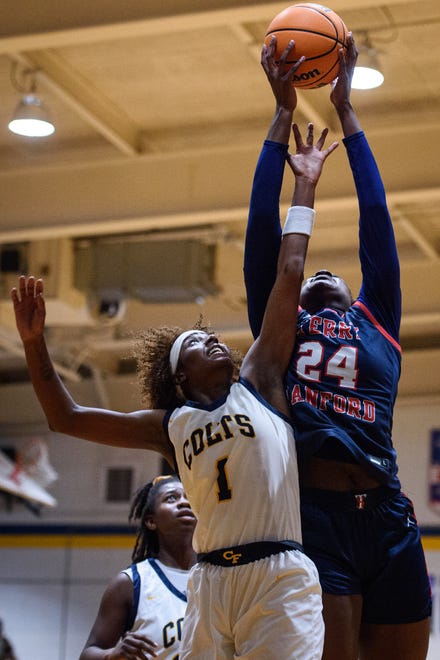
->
xmin=330 ymin=32 xmax=361 ymax=138
xmin=262 ymin=36 xmax=302 ymax=144
xmin=330 ymin=34 xmax=400 ymax=337
xmin=244 ymin=38 xmax=305 ymax=339
xmin=11 ymin=276 xmax=171 ymax=460
xmin=241 ymin=123 xmax=338 ymax=413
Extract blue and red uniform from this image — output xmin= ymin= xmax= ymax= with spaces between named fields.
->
xmin=244 ymin=131 xmax=431 ymax=624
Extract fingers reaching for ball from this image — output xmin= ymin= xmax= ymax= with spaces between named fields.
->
xmin=264 ymin=3 xmax=349 ymax=89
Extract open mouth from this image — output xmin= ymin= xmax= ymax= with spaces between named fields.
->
xmin=177 ymin=510 xmax=196 ymax=520
xmin=208 ymin=346 xmax=224 ymax=357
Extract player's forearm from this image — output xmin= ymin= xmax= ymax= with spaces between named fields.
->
xmin=344 ymin=131 xmax=386 ymax=211
xmin=245 ymin=141 xmax=285 ymax=338
xmin=22 ymin=335 xmax=78 ymax=432
xmin=291 ymin=175 xmax=317 ymax=209
xmin=255 ymin=231 xmax=307 ymax=385
xmin=266 ymin=105 xmax=294 ymax=144
xmin=334 ymin=100 xmax=361 ymax=138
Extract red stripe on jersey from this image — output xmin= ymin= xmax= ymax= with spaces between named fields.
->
xmin=353 ymin=300 xmax=401 ymax=353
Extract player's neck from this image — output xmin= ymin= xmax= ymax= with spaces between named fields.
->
xmin=158 ymin=543 xmax=196 ymax=571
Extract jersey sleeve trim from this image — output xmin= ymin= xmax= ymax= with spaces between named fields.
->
xmin=353 ymin=300 xmax=402 ymax=353
xmin=126 ymin=563 xmax=140 ymax=630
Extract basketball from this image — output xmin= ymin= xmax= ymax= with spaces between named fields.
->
xmin=264 ymin=3 xmax=348 ymax=89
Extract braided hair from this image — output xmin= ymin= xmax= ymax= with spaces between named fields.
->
xmin=129 ymin=474 xmax=181 ymax=563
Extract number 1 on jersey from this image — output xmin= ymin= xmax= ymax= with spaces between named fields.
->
xmin=216 ymin=457 xmax=232 ymax=501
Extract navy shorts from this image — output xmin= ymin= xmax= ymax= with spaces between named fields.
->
xmin=300 ymin=487 xmax=432 ymax=624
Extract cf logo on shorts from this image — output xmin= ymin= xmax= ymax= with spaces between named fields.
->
xmin=223 ymin=550 xmax=242 ymax=564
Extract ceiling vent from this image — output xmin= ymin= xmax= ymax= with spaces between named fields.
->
xmin=73 ymin=231 xmax=218 ymax=305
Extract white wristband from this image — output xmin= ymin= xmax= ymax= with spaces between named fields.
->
xmin=282 ymin=206 xmax=315 ymax=237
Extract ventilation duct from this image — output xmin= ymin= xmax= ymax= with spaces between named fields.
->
xmin=73 ymin=232 xmax=218 ymax=305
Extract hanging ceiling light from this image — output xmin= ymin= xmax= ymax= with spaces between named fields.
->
xmin=8 ymin=64 xmax=55 ymax=137
xmin=352 ymin=32 xmax=384 ymax=90
xmin=8 ymin=94 xmax=55 ymax=137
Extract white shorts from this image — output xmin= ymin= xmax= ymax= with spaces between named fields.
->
xmin=180 ymin=549 xmax=323 ymax=659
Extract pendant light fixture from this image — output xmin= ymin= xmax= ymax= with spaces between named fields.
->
xmin=8 ymin=64 xmax=55 ymax=137
xmin=351 ymin=32 xmax=384 ymax=90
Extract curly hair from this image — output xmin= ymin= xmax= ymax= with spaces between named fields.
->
xmin=129 ymin=474 xmax=181 ymax=563
xmin=134 ymin=318 xmax=242 ymax=410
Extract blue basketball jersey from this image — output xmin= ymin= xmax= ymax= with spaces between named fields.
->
xmin=286 ymin=301 xmax=401 ymax=488
xmin=244 ymin=131 xmax=402 ymax=490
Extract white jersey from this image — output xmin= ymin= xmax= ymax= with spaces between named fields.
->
xmin=167 ymin=378 xmax=302 ymax=554
xmin=122 ymin=558 xmax=189 ymax=660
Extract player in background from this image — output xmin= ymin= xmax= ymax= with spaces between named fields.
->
xmin=0 ymin=620 xmax=17 ymax=660
xmin=11 ymin=86 xmax=338 ymax=656
xmin=79 ymin=474 xmax=196 ymax=660
xmin=243 ymin=33 xmax=431 ymax=660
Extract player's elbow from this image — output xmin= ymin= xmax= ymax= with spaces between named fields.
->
xmin=45 ymin=404 xmax=80 ymax=435
xmin=282 ymin=254 xmax=305 ymax=283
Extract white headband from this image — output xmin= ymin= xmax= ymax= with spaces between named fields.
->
xmin=169 ymin=330 xmax=197 ymax=375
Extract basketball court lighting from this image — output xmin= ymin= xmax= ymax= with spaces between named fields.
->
xmin=8 ymin=64 xmax=55 ymax=137
xmin=352 ymin=33 xmax=384 ymax=90
xmin=8 ymin=94 xmax=55 ymax=137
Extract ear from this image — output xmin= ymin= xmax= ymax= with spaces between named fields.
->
xmin=145 ymin=517 xmax=156 ymax=531
xmin=174 ymin=371 xmax=187 ymax=386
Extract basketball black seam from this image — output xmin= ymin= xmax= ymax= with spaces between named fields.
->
xmin=266 ymin=32 xmax=347 ymax=55
xmin=289 ymin=4 xmax=342 ymax=35
xmin=265 ymin=5 xmax=347 ymax=87
xmin=265 ymin=27 xmax=342 ymax=42
xmin=294 ymin=58 xmax=340 ymax=88
xmin=265 ymin=4 xmax=345 ymax=41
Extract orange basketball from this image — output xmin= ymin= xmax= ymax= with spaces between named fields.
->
xmin=264 ymin=3 xmax=348 ymax=89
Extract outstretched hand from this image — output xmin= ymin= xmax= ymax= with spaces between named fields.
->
xmin=11 ymin=275 xmax=46 ymax=343
xmin=287 ymin=123 xmax=339 ymax=184
xmin=104 ymin=631 xmax=159 ymax=659
xmin=261 ymin=36 xmax=304 ymax=112
xmin=330 ymin=31 xmax=358 ymax=109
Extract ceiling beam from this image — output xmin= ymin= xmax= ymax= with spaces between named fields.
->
xmin=394 ymin=212 xmax=439 ymax=261
xmin=0 ymin=186 xmax=439 ymax=243
xmin=9 ymin=51 xmax=141 ymax=155
xmin=0 ymin=0 xmax=412 ymax=53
